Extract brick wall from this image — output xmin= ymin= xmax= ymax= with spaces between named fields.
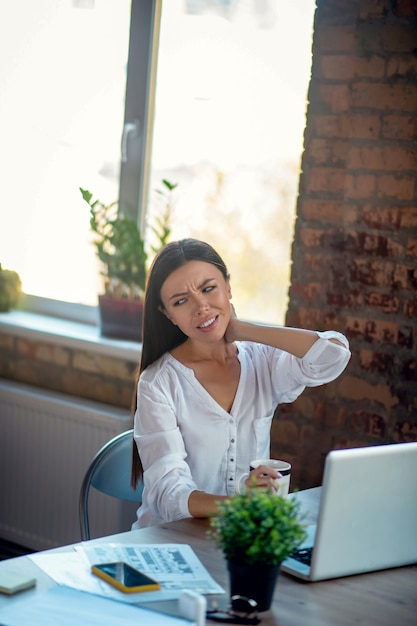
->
xmin=273 ymin=0 xmax=417 ymax=489
xmin=0 ymin=331 xmax=137 ymax=410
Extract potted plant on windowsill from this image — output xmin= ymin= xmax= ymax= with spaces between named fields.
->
xmin=209 ymin=486 xmax=306 ymax=612
xmin=0 ymin=263 xmax=22 ymax=312
xmin=80 ymin=180 xmax=176 ymax=342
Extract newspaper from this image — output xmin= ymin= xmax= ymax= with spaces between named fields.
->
xmin=30 ymin=543 xmax=224 ymax=604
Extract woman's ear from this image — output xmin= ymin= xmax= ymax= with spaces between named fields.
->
xmin=158 ymin=305 xmax=176 ymax=324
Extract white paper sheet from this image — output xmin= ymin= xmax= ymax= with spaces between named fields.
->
xmin=0 ymin=586 xmax=195 ymax=626
xmin=29 ymin=543 xmax=224 ymax=604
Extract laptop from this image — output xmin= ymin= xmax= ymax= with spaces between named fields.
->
xmin=281 ymin=442 xmax=417 ymax=581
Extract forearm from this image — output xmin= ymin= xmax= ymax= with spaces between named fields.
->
xmin=227 ymin=320 xmax=320 ymax=358
xmin=188 ymin=490 xmax=229 ymax=518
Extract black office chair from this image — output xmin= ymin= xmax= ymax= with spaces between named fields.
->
xmin=79 ymin=429 xmax=143 ymax=541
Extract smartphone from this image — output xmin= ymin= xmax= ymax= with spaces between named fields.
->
xmin=91 ymin=562 xmax=160 ymax=593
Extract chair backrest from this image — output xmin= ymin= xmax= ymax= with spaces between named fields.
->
xmin=79 ymin=429 xmax=143 ymax=541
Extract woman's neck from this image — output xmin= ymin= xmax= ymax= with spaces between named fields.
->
xmin=171 ymin=337 xmax=237 ymax=366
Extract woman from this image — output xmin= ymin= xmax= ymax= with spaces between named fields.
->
xmin=131 ymin=239 xmax=350 ymax=528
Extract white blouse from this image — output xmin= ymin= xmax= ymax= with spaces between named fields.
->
xmin=133 ymin=330 xmax=350 ymax=528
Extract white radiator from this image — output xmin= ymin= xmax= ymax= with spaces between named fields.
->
xmin=0 ymin=379 xmax=137 ymax=551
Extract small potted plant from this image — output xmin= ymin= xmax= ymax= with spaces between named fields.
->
xmin=209 ymin=486 xmax=306 ymax=612
xmin=0 ymin=263 xmax=22 ymax=312
xmin=80 ymin=180 xmax=176 ymax=341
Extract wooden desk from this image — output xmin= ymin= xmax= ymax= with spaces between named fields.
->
xmin=0 ymin=493 xmax=416 ymax=625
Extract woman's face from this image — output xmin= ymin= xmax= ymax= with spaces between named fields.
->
xmin=160 ymin=260 xmax=232 ymax=343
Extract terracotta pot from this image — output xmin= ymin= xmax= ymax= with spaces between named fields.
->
xmin=227 ymin=560 xmax=280 ymax=612
xmin=98 ymin=295 xmax=143 ymax=341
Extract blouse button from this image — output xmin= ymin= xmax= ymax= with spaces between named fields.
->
xmin=230 ymin=438 xmax=235 ymax=443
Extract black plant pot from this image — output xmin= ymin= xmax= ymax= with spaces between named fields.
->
xmin=227 ymin=560 xmax=280 ymax=612
xmin=98 ymin=295 xmax=143 ymax=342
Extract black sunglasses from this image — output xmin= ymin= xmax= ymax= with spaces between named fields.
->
xmin=206 ymin=595 xmax=261 ymax=625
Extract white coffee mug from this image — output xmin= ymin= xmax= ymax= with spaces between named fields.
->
xmin=236 ymin=458 xmax=291 ymax=498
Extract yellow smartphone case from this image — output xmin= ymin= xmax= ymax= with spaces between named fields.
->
xmin=91 ymin=563 xmax=160 ymax=594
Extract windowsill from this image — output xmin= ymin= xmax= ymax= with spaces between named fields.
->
xmin=0 ymin=310 xmax=141 ymax=361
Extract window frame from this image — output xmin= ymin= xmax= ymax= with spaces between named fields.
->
xmin=119 ymin=0 xmax=161 ymax=227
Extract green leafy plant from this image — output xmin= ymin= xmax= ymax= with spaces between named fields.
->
xmin=0 ymin=263 xmax=22 ymax=312
xmin=150 ymin=179 xmax=177 ymax=254
xmin=209 ymin=486 xmax=306 ymax=566
xmin=80 ymin=188 xmax=147 ymax=299
xmin=80 ymin=180 xmax=176 ymax=300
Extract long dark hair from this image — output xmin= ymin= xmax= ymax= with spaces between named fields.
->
xmin=131 ymin=239 xmax=229 ymax=486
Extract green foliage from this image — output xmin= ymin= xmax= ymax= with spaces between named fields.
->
xmin=80 ymin=187 xmax=147 ymax=298
xmin=209 ymin=486 xmax=306 ymax=566
xmin=80 ymin=181 xmax=176 ymax=299
xmin=80 ymin=188 xmax=148 ymax=299
xmin=0 ymin=263 xmax=22 ymax=312
xmin=149 ymin=179 xmax=176 ymax=254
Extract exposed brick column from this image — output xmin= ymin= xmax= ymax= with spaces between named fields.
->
xmin=273 ymin=0 xmax=417 ymax=489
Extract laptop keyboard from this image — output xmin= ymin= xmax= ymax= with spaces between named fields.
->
xmin=290 ymin=547 xmax=313 ymax=566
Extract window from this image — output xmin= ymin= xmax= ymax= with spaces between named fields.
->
xmin=149 ymin=0 xmax=315 ymax=323
xmin=0 ymin=0 xmax=314 ymax=326
xmin=0 ymin=0 xmax=139 ymax=313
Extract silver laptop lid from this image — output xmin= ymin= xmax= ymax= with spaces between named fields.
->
xmin=308 ymin=442 xmax=417 ymax=581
